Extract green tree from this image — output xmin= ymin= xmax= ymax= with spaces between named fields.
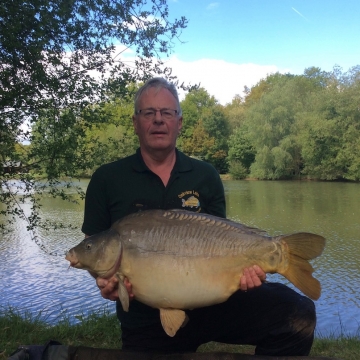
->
xmin=227 ymin=125 xmax=255 ymax=179
xmin=180 ymin=120 xmax=215 ymax=160
xmin=82 ymin=95 xmax=139 ymax=174
xmin=243 ymin=73 xmax=295 ymax=107
xmin=224 ymin=94 xmax=246 ymax=130
xmin=242 ymin=65 xmax=360 ymax=180
xmin=299 ymin=66 xmax=360 ymax=180
xmin=303 ymin=66 xmax=331 ymax=88
xmin=0 ymin=0 xmax=187 ymax=232
xmin=201 ymin=105 xmax=230 ymax=173
xmin=244 ymin=74 xmax=321 ymax=179
xmin=180 ymin=87 xmax=218 ymax=137
xmin=179 ymin=88 xmax=230 ymax=173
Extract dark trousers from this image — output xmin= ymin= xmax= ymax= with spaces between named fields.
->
xmin=121 ymin=283 xmax=316 ymax=356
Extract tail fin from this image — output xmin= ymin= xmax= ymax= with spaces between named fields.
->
xmin=279 ymin=233 xmax=325 ymax=300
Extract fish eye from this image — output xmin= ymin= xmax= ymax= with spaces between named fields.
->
xmin=85 ymin=242 xmax=92 ymax=250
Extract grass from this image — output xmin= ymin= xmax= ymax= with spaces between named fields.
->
xmin=1 ymin=308 xmax=359 ymax=360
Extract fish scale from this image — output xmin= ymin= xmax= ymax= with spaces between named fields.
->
xmin=141 ymin=222 xmax=238 ymax=257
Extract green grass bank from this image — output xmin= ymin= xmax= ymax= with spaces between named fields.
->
xmin=1 ymin=308 xmax=359 ymax=359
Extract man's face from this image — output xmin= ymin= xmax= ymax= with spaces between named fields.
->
xmin=132 ymin=87 xmax=182 ymax=154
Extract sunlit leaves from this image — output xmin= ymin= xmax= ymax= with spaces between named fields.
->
xmin=232 ymin=66 xmax=360 ymax=180
xmin=0 ymin=0 xmax=187 ymax=233
xmin=179 ymin=88 xmax=230 ymax=173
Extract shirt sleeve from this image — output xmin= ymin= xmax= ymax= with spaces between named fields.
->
xmin=81 ymin=167 xmax=112 ymax=235
xmin=202 ymin=165 xmax=226 ymax=219
xmin=208 ymin=173 xmax=226 ymax=218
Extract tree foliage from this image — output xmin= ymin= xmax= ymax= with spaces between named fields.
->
xmin=299 ymin=73 xmax=360 ymax=180
xmin=81 ymin=96 xmax=140 ymax=175
xmin=223 ymin=94 xmax=246 ymax=130
xmin=0 ymin=0 xmax=187 ymax=232
xmin=236 ymin=66 xmax=360 ymax=180
xmin=179 ymin=88 xmax=230 ymax=173
xmin=180 ymin=119 xmax=215 ymax=160
xmin=227 ymin=124 xmax=255 ymax=179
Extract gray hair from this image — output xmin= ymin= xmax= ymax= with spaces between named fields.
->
xmin=134 ymin=77 xmax=182 ymax=116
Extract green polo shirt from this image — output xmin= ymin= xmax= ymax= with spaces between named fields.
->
xmin=81 ymin=148 xmax=226 ymax=328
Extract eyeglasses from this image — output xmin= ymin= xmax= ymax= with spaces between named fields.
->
xmin=136 ymin=108 xmax=179 ymax=121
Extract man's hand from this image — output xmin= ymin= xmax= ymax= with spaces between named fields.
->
xmin=240 ymin=265 xmax=266 ymax=291
xmin=96 ymin=275 xmax=119 ymax=301
xmin=96 ymin=275 xmax=134 ymax=301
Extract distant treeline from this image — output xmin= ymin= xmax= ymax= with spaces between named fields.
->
xmin=225 ymin=66 xmax=360 ymax=181
xmin=24 ymin=65 xmax=359 ymax=181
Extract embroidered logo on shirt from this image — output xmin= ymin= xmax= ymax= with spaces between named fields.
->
xmin=178 ymin=191 xmax=201 ymax=211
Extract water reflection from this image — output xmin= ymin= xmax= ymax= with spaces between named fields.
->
xmin=0 ymin=180 xmax=359 ymax=337
xmin=0 ymin=182 xmax=112 ymax=324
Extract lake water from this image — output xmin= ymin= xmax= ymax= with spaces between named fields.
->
xmin=0 ymin=179 xmax=359 ymax=337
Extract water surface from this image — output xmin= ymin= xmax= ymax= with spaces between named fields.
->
xmin=0 ymin=180 xmax=359 ymax=337
xmin=225 ymin=180 xmax=360 ymax=337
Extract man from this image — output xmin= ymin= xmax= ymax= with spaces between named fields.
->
xmin=81 ymin=77 xmax=316 ymax=355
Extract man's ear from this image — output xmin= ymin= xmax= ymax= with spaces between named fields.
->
xmin=178 ymin=116 xmax=183 ymax=133
xmin=132 ymin=115 xmax=138 ymax=134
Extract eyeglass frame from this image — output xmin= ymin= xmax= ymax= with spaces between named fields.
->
xmin=135 ymin=108 xmax=180 ymax=120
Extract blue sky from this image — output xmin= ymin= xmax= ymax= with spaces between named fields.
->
xmin=152 ymin=0 xmax=360 ymax=104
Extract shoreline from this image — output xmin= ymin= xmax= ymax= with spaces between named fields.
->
xmin=1 ymin=309 xmax=359 ymax=359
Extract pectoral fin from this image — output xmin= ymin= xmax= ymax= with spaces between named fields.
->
xmin=159 ymin=308 xmax=187 ymax=337
xmin=117 ymin=280 xmax=129 ymax=312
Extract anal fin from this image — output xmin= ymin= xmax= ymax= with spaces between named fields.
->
xmin=160 ymin=308 xmax=187 ymax=337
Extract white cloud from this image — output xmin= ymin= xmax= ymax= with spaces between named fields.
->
xmin=291 ymin=7 xmax=309 ymax=21
xmin=163 ymin=56 xmax=288 ymax=104
xmin=207 ymin=2 xmax=219 ymax=10
xmin=64 ymin=42 xmax=288 ymax=106
xmin=121 ymin=15 xmax=166 ymax=32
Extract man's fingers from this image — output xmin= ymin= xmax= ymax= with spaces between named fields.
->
xmin=107 ymin=289 xmax=120 ymax=301
xmin=96 ymin=277 xmax=108 ymax=289
xmin=124 ymin=277 xmax=135 ymax=299
xmin=96 ymin=276 xmax=119 ymax=301
xmin=247 ymin=266 xmax=262 ymax=287
xmin=240 ymin=265 xmax=266 ymax=292
xmin=253 ymin=265 xmax=267 ymax=282
xmin=240 ymin=272 xmax=248 ymax=291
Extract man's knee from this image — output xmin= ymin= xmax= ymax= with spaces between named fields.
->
xmin=291 ymin=296 xmax=316 ymax=337
xmin=255 ymin=294 xmax=316 ymax=356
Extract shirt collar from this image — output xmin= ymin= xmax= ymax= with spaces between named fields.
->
xmin=132 ymin=148 xmax=193 ymax=173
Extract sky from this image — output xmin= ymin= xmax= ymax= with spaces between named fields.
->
xmin=142 ymin=0 xmax=360 ymax=104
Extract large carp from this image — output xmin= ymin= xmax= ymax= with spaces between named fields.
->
xmin=65 ymin=209 xmax=325 ymax=337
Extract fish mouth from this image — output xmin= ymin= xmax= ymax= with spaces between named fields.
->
xmin=68 ymin=260 xmax=79 ymax=268
xmin=65 ymin=252 xmax=80 ymax=268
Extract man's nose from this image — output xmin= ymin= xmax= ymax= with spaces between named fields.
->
xmin=154 ymin=110 xmax=164 ymax=123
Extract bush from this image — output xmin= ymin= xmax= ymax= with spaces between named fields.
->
xmin=229 ymin=161 xmax=248 ymax=180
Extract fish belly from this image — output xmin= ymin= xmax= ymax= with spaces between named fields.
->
xmin=120 ymin=253 xmax=246 ymax=310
